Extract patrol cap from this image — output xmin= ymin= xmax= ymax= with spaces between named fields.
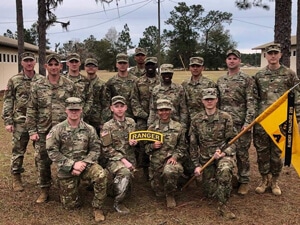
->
xmin=156 ymin=99 xmax=172 ymax=110
xmin=189 ymin=57 xmax=204 ymax=66
xmin=145 ymin=57 xmax=157 ymax=65
xmin=65 ymin=97 xmax=83 ymax=110
xmin=116 ymin=53 xmax=129 ymax=63
xmin=111 ymin=95 xmax=126 ymax=105
xmin=46 ymin=54 xmax=61 ymax=63
xmin=67 ymin=53 xmax=80 ymax=62
xmin=160 ymin=64 xmax=174 ymax=74
xmin=20 ymin=52 xmax=35 ymax=61
xmin=202 ymin=88 xmax=218 ymax=100
xmin=135 ymin=47 xmax=147 ymax=56
xmin=85 ymin=58 xmax=98 ymax=67
xmin=265 ymin=43 xmax=281 ymax=53
xmin=226 ymin=49 xmax=241 ymax=58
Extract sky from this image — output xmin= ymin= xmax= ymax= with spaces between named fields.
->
xmin=0 ymin=0 xmax=297 ymax=53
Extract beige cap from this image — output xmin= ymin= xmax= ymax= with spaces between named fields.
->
xmin=160 ymin=64 xmax=174 ymax=74
xmin=85 ymin=58 xmax=98 ymax=66
xmin=265 ymin=43 xmax=281 ymax=53
xmin=156 ymin=99 xmax=172 ymax=110
xmin=46 ymin=54 xmax=61 ymax=63
xmin=65 ymin=97 xmax=83 ymax=109
xmin=116 ymin=53 xmax=129 ymax=63
xmin=67 ymin=53 xmax=80 ymax=62
xmin=111 ymin=95 xmax=126 ymax=105
xmin=189 ymin=57 xmax=204 ymax=66
xmin=226 ymin=49 xmax=241 ymax=58
xmin=202 ymin=88 xmax=217 ymax=99
xmin=20 ymin=52 xmax=35 ymax=60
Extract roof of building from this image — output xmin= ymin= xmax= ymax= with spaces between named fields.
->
xmin=252 ymin=35 xmax=296 ymax=50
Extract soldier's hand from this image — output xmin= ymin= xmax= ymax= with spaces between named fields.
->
xmin=121 ymin=158 xmax=135 ymax=171
xmin=194 ymin=166 xmax=202 ymax=176
xmin=5 ymin=125 xmax=14 ymax=133
xmin=152 ymin=141 xmax=162 ymax=149
xmin=30 ymin=133 xmax=39 ymax=141
xmin=71 ymin=169 xmax=82 ymax=176
xmin=167 ymin=157 xmax=177 ymax=165
xmin=73 ymin=161 xmax=87 ymax=172
xmin=213 ymin=148 xmax=225 ymax=159
xmin=129 ymin=139 xmax=138 ymax=146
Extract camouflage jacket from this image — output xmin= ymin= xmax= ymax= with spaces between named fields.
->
xmin=66 ymin=73 xmax=93 ymax=118
xmin=105 ymin=73 xmax=138 ymax=118
xmin=85 ymin=76 xmax=110 ymax=126
xmin=131 ymin=75 xmax=160 ymax=119
xmin=181 ymin=75 xmax=217 ymax=123
xmin=189 ymin=109 xmax=237 ymax=167
xmin=2 ymin=71 xmax=43 ymax=126
xmin=145 ymin=119 xmax=187 ymax=169
xmin=101 ymin=117 xmax=136 ymax=164
xmin=128 ymin=66 xmax=146 ymax=78
xmin=26 ymin=75 xmax=78 ymax=135
xmin=217 ymin=70 xmax=256 ymax=126
xmin=253 ymin=65 xmax=300 ymax=119
xmin=46 ymin=120 xmax=101 ymax=178
xmin=148 ymin=83 xmax=188 ymax=129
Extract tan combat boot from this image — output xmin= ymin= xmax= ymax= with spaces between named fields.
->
xmin=271 ymin=175 xmax=281 ymax=196
xmin=36 ymin=187 xmax=49 ymax=203
xmin=218 ymin=203 xmax=236 ymax=219
xmin=12 ymin=174 xmax=24 ymax=192
xmin=94 ymin=209 xmax=105 ymax=222
xmin=114 ymin=202 xmax=130 ymax=214
xmin=166 ymin=193 xmax=176 ymax=208
xmin=255 ymin=174 xmax=269 ymax=194
xmin=238 ymin=183 xmax=249 ymax=195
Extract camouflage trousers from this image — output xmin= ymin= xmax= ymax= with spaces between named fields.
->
xmin=201 ymin=156 xmax=235 ymax=204
xmin=10 ymin=123 xmax=30 ymax=174
xmin=33 ymin=133 xmax=52 ymax=188
xmin=149 ymin=162 xmax=183 ymax=196
xmin=234 ymin=124 xmax=251 ymax=183
xmin=253 ymin=124 xmax=283 ymax=176
xmin=58 ymin=164 xmax=107 ymax=209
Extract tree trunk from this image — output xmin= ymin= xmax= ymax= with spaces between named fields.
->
xmin=297 ymin=0 xmax=300 ymax=77
xmin=274 ymin=0 xmax=291 ymax=67
xmin=16 ymin=0 xmax=24 ymax=73
xmin=38 ymin=0 xmax=46 ymax=75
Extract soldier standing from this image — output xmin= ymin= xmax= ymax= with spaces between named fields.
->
xmin=65 ymin=53 xmax=93 ymax=120
xmin=190 ymin=88 xmax=237 ymax=219
xmin=253 ymin=44 xmax=300 ymax=196
xmin=131 ymin=57 xmax=160 ymax=178
xmin=217 ymin=49 xmax=256 ymax=195
xmin=100 ymin=96 xmax=137 ymax=214
xmin=145 ymin=99 xmax=186 ymax=208
xmin=2 ymin=52 xmax=43 ymax=191
xmin=46 ymin=97 xmax=107 ymax=222
xmin=26 ymin=53 xmax=78 ymax=203
xmin=106 ymin=53 xmax=137 ymax=119
xmin=128 ymin=47 xmax=147 ymax=78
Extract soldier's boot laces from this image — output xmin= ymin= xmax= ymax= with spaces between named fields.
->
xmin=271 ymin=176 xmax=281 ymax=196
xmin=255 ymin=174 xmax=270 ymax=194
xmin=36 ymin=187 xmax=49 ymax=203
xmin=113 ymin=203 xmax=130 ymax=214
xmin=218 ymin=203 xmax=236 ymax=219
xmin=166 ymin=193 xmax=176 ymax=208
xmin=94 ymin=209 xmax=105 ymax=222
xmin=238 ymin=183 xmax=249 ymax=195
xmin=12 ymin=174 xmax=24 ymax=192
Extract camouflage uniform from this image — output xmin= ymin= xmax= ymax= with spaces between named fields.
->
xmin=189 ymin=105 xmax=236 ymax=204
xmin=145 ymin=118 xmax=186 ymax=196
xmin=100 ymin=96 xmax=136 ymax=212
xmin=46 ymin=117 xmax=106 ymax=210
xmin=2 ymin=70 xmax=43 ymax=174
xmin=253 ymin=65 xmax=300 ymax=177
xmin=148 ymin=65 xmax=188 ymax=130
xmin=217 ymin=68 xmax=256 ymax=184
xmin=26 ymin=75 xmax=78 ymax=188
xmin=128 ymin=47 xmax=147 ymax=78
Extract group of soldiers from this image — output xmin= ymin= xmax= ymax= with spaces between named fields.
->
xmin=2 ymin=43 xmax=300 ymax=222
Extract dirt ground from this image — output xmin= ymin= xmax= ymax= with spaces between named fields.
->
xmin=1 ymin=94 xmax=300 ymax=225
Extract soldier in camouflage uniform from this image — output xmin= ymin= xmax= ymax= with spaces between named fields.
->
xmin=217 ymin=49 xmax=256 ymax=195
xmin=2 ymin=52 xmax=43 ymax=191
xmin=26 ymin=54 xmax=78 ymax=203
xmin=181 ymin=57 xmax=217 ymax=125
xmin=106 ymin=53 xmax=137 ymax=119
xmin=131 ymin=57 xmax=160 ymax=178
xmin=65 ymin=53 xmax=93 ymax=120
xmin=46 ymin=97 xmax=107 ymax=222
xmin=100 ymin=96 xmax=138 ymax=214
xmin=190 ymin=88 xmax=237 ymax=219
xmin=253 ymin=44 xmax=300 ymax=196
xmin=128 ymin=47 xmax=147 ymax=78
xmin=84 ymin=58 xmax=110 ymax=136
xmin=148 ymin=64 xmax=188 ymax=130
xmin=145 ymin=99 xmax=186 ymax=208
